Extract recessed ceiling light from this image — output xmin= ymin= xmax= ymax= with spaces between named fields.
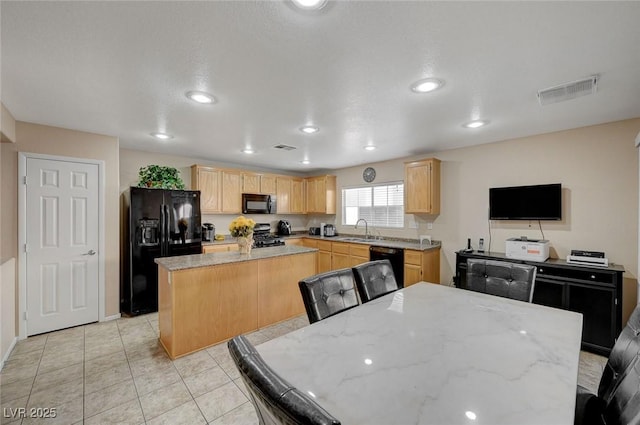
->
xmin=410 ymin=78 xmax=444 ymax=93
xmin=242 ymin=148 xmax=255 ymax=154
xmin=463 ymin=120 xmax=489 ymax=129
xmin=364 ymin=145 xmax=376 ymax=151
xmin=291 ymin=0 xmax=327 ymax=10
xmin=300 ymin=125 xmax=319 ymax=134
xmin=186 ymin=91 xmax=216 ymax=104
xmin=151 ymin=132 xmax=173 ymax=140
xmin=301 ymin=159 xmax=310 ymax=165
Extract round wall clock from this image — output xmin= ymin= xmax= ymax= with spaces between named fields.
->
xmin=363 ymin=167 xmax=376 ymax=183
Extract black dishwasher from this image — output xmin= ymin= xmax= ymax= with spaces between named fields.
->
xmin=370 ymin=246 xmax=404 ymax=287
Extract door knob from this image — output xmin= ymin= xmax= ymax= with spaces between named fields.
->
xmin=83 ymin=250 xmax=96 ymax=256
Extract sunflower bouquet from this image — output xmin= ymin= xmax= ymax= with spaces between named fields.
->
xmin=229 ymin=216 xmax=256 ymax=238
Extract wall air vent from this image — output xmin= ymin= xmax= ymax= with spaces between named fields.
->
xmin=537 ymin=75 xmax=598 ymax=106
xmin=273 ymin=144 xmax=296 ymax=151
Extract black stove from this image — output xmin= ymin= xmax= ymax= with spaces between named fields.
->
xmin=253 ymin=223 xmax=285 ymax=248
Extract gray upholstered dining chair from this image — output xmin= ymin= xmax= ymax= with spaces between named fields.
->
xmin=466 ymin=258 xmax=536 ymax=302
xmin=352 ymin=259 xmax=399 ymax=303
xmin=575 ymin=304 xmax=640 ymax=425
xmin=298 ymin=268 xmax=359 ymax=324
xmin=228 ymin=335 xmax=341 ymax=425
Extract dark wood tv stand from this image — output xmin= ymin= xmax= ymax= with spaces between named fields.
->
xmin=455 ymin=250 xmax=624 ymax=356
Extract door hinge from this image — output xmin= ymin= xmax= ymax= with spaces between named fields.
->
xmin=23 ymin=176 xmax=27 ymax=185
xmin=24 ymin=311 xmax=28 ymax=320
xmin=24 ymin=244 xmax=29 ymax=253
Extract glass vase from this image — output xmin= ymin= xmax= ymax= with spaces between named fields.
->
xmin=238 ymin=234 xmax=253 ymax=254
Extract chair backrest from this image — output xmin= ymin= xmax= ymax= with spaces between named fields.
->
xmin=298 ymin=268 xmax=359 ymax=324
xmin=601 ymin=352 xmax=640 ymax=425
xmin=352 ymin=259 xmax=399 ymax=303
xmin=599 ymin=304 xmax=640 ymax=401
xmin=466 ymin=259 xmax=536 ymax=302
xmin=228 ymin=335 xmax=341 ymax=425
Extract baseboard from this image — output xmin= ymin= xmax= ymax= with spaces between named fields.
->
xmin=103 ymin=313 xmax=121 ymax=322
xmin=0 ymin=337 xmax=18 ymax=371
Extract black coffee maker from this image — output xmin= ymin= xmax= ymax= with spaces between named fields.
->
xmin=277 ymin=220 xmax=292 ymax=236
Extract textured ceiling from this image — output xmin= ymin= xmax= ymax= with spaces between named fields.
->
xmin=2 ymin=1 xmax=640 ymax=172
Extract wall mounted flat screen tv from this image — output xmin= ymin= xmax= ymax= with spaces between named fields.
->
xmin=489 ymin=183 xmax=562 ymax=220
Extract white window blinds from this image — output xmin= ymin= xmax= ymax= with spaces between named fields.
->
xmin=342 ymin=183 xmax=404 ymax=228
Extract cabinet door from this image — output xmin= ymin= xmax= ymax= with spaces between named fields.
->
xmin=222 ymin=171 xmax=242 ymax=213
xmin=404 ymin=264 xmax=422 ymax=287
xmin=532 ymin=278 xmax=565 ymax=309
xmin=276 ymin=177 xmax=291 ymax=214
xmin=318 ymin=250 xmax=332 ymax=273
xmin=404 ymin=159 xmax=440 ymax=214
xmin=261 ymin=175 xmax=277 ymax=194
xmin=291 ymin=179 xmax=305 ymax=214
xmin=195 ymin=168 xmax=221 ymax=213
xmin=285 ymin=238 xmax=304 ymax=246
xmin=568 ymin=283 xmax=616 ymax=352
xmin=332 ymin=252 xmax=351 ymax=270
xmin=315 ymin=178 xmax=327 ymax=213
xmin=306 ymin=178 xmax=318 ymax=213
xmin=351 ymin=256 xmax=369 ymax=267
xmin=302 ymin=239 xmax=318 ymax=249
xmin=242 ymin=173 xmax=260 ymax=193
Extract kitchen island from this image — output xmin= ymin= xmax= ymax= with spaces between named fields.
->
xmin=155 ymin=245 xmax=317 ymax=359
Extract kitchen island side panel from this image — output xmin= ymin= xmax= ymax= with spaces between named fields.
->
xmin=257 ymin=252 xmax=316 ymax=328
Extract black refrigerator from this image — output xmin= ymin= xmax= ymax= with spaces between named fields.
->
xmin=123 ymin=187 xmax=202 ymax=315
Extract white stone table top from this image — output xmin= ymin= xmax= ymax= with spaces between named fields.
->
xmin=257 ymin=282 xmax=583 ymax=425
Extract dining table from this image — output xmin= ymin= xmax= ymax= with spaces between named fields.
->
xmin=256 ymin=282 xmax=583 ymax=425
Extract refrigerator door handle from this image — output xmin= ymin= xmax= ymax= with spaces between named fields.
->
xmin=163 ymin=205 xmax=170 ymax=255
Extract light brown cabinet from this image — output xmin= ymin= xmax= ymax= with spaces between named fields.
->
xmin=290 ymin=178 xmax=305 ymax=214
xmin=243 ymin=173 xmax=277 ymax=195
xmin=191 ymin=166 xmax=221 ymax=214
xmin=221 ymin=170 xmax=242 ymax=213
xmin=191 ymin=165 xmax=242 ymax=214
xmin=305 ymin=175 xmax=336 ymax=214
xmin=276 ymin=177 xmax=291 ymax=213
xmin=316 ymin=240 xmax=333 ymax=273
xmin=349 ymin=244 xmax=370 ymax=267
xmin=404 ymin=248 xmax=440 ymax=286
xmin=202 ymin=244 xmax=238 ymax=253
xmin=331 ymin=242 xmax=351 ymax=270
xmin=404 ymin=158 xmax=441 ymax=214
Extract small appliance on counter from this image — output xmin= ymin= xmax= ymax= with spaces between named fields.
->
xmin=505 ymin=237 xmax=549 ymax=262
xmin=277 ymin=220 xmax=292 ymax=236
xmin=309 ymin=227 xmax=321 ymax=236
xmin=202 ymin=223 xmax=215 ymax=241
xmin=324 ymin=224 xmax=336 ymax=237
xmin=567 ymin=250 xmax=609 ymax=267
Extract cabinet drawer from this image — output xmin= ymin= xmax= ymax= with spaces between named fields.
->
xmin=316 ymin=240 xmax=332 ymax=252
xmin=332 ymin=242 xmax=350 ymax=255
xmin=302 ymin=238 xmax=318 ymax=248
xmin=405 ymin=250 xmax=422 ymax=266
xmin=536 ymin=266 xmax=615 ymax=284
xmin=350 ymin=244 xmax=370 ymax=258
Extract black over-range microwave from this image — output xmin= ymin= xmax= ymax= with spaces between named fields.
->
xmin=242 ymin=193 xmax=276 ymax=214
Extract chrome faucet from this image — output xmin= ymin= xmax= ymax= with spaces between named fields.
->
xmin=355 ymin=219 xmax=369 ymax=239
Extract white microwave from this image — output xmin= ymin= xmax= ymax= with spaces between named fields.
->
xmin=242 ymin=193 xmax=276 ymax=214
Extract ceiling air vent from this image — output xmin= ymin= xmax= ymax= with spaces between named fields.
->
xmin=537 ymin=75 xmax=598 ymax=106
xmin=273 ymin=144 xmax=296 ymax=151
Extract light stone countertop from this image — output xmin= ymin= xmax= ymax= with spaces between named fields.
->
xmin=203 ymin=234 xmax=441 ymax=251
xmin=155 ymin=245 xmax=318 ymax=271
xmin=257 ymin=283 xmax=583 ymax=425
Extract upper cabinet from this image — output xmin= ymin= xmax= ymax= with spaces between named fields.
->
xmin=404 ymin=158 xmax=441 ymax=214
xmin=306 ymin=175 xmax=336 ymax=214
xmin=242 ymin=173 xmax=277 ymax=195
xmin=193 ymin=164 xmax=335 ymax=216
xmin=191 ymin=165 xmax=242 ymax=214
xmin=192 ymin=166 xmax=221 ymax=213
xmin=276 ymin=176 xmax=306 ymax=214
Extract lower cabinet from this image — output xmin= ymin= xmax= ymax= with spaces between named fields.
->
xmin=455 ymin=251 xmax=624 ymax=356
xmin=202 ymin=244 xmax=238 ymax=253
xmin=404 ymin=249 xmax=440 ymax=286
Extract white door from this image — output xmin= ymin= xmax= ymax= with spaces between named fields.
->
xmin=25 ymin=157 xmax=100 ymax=335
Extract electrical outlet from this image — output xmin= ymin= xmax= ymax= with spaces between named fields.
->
xmin=427 ymin=222 xmax=433 ymax=230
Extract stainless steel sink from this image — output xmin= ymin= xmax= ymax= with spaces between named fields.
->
xmin=338 ymin=237 xmax=373 ymax=242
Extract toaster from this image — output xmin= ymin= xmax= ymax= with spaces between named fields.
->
xmin=308 ymin=227 xmax=321 ymax=236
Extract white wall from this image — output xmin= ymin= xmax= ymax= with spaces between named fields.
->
xmin=333 ymin=118 xmax=640 ymax=322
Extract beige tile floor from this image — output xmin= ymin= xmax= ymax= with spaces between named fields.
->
xmin=0 ymin=313 xmax=308 ymax=425
xmin=1 ymin=312 xmax=607 ymax=425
